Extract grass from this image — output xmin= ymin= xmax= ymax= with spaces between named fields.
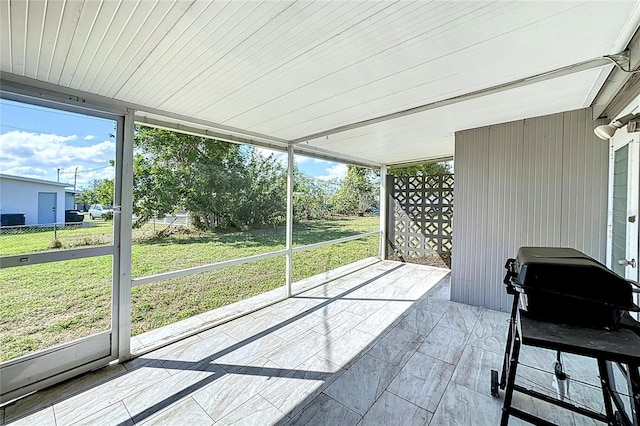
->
xmin=0 ymin=220 xmax=116 ymax=256
xmin=0 ymin=216 xmax=379 ymax=361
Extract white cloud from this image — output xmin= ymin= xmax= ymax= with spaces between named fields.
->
xmin=294 ymin=154 xmax=332 ymax=165
xmin=255 ymin=147 xmax=276 ymax=157
xmin=84 ymin=134 xmax=96 ymax=140
xmin=316 ymin=163 xmax=348 ymax=181
xmin=2 ymin=166 xmax=49 ymax=180
xmin=0 ymin=130 xmax=115 ymax=186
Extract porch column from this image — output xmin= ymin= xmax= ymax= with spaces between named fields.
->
xmin=285 ymin=144 xmax=294 ymax=297
xmin=379 ymin=164 xmax=387 ymax=259
xmin=116 ymin=110 xmax=135 ymax=361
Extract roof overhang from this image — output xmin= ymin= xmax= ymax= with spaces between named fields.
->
xmin=0 ymin=173 xmax=71 ymax=187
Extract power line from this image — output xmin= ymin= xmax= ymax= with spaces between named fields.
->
xmin=0 ymin=123 xmax=72 ymax=134
xmin=58 ymin=164 xmax=113 ymax=175
xmin=1 ymin=100 xmax=113 ymax=122
xmin=1 ymin=123 xmax=115 ymax=141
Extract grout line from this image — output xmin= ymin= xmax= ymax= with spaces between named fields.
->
xmin=121 ymin=400 xmax=134 ymax=426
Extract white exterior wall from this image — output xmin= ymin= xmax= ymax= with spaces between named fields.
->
xmin=65 ymin=193 xmax=76 ymax=210
xmin=0 ymin=178 xmax=67 ymax=225
xmin=451 ymin=108 xmax=609 ymax=311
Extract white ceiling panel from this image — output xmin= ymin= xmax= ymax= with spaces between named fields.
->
xmin=2 ymin=0 xmax=640 ymax=166
xmin=115 ymin=1 xmax=232 ymax=101
xmin=303 ymin=68 xmax=607 ymax=165
xmin=218 ymin=2 xmax=632 ymax=137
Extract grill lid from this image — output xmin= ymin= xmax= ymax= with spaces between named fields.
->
xmin=512 ymin=247 xmax=636 ymax=311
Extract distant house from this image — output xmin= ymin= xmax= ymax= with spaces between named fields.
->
xmin=0 ymin=174 xmax=74 ymax=225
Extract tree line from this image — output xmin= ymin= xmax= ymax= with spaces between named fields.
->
xmin=78 ymin=126 xmax=450 ymax=230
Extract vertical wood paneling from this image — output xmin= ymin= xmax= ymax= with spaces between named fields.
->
xmin=486 ymin=121 xmax=524 ymax=309
xmin=452 ymin=107 xmax=608 ymax=311
xmin=0 ymin=0 xmax=12 ymax=73
xmin=521 ymin=113 xmax=563 ymax=247
xmin=452 ymin=127 xmax=490 ymax=307
xmin=561 ymin=109 xmax=609 ymax=261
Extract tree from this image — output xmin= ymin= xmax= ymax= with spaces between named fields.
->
xmin=77 ymin=179 xmax=114 ymax=206
xmin=95 ymin=179 xmax=114 ymax=205
xmin=292 ymin=167 xmax=336 ymax=221
xmin=229 ymin=149 xmax=287 ymax=228
xmin=330 ymin=166 xmax=377 ymax=215
xmin=132 ymin=126 xmax=287 ymax=230
xmin=388 ymin=161 xmax=452 ymax=177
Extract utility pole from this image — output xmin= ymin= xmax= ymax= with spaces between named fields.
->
xmin=57 ymin=168 xmax=61 ymax=182
xmin=74 ymin=167 xmax=79 ymax=209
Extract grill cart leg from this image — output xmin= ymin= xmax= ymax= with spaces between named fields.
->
xmin=500 ymin=325 xmax=522 ymax=426
xmin=491 ymin=369 xmax=499 ymax=397
xmin=597 ymin=358 xmax=618 ymax=425
xmin=629 ymin=364 xmax=640 ymax=425
xmin=498 ymin=291 xmax=521 ymax=390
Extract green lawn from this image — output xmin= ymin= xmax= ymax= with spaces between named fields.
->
xmin=0 ymin=216 xmax=379 ymax=361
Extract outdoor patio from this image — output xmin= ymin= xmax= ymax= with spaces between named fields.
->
xmin=1 ymin=261 xmax=611 ymax=425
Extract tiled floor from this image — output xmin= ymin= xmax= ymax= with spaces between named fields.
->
xmin=0 ymin=261 xmax=619 ymax=425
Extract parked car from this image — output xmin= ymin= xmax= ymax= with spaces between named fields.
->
xmin=65 ymin=210 xmax=84 ymax=223
xmin=88 ymin=204 xmax=113 ymax=219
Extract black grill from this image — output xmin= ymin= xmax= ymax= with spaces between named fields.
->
xmin=504 ymin=247 xmax=638 ymax=326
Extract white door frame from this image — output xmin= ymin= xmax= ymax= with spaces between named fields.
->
xmin=0 ymin=93 xmax=130 ymax=403
xmin=606 ymin=108 xmax=640 ymax=311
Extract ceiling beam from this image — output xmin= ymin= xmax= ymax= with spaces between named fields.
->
xmin=591 ymin=10 xmax=640 ymax=119
xmin=290 ymin=57 xmax=612 ymax=145
xmin=134 ymin=114 xmax=290 ymax=152
xmin=0 ymin=72 xmax=290 ymax=149
xmin=591 ymin=40 xmax=640 ymax=119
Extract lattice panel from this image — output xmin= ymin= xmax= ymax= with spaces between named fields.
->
xmin=386 ymin=174 xmax=454 ymax=259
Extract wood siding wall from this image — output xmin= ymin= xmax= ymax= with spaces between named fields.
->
xmin=451 ymin=108 xmax=608 ymax=311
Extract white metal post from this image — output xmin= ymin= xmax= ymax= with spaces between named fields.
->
xmin=116 ymin=110 xmax=135 ymax=361
xmin=285 ymin=145 xmax=294 ymax=297
xmin=379 ymin=164 xmax=388 ymax=259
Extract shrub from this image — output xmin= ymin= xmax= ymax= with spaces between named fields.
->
xmin=49 ymin=239 xmax=63 ymax=249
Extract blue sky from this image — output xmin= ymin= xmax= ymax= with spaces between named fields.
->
xmin=0 ymin=99 xmax=347 ymax=189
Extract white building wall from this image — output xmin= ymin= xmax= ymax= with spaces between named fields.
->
xmin=451 ymin=108 xmax=609 ymax=311
xmin=65 ymin=193 xmax=76 ymax=210
xmin=0 ymin=178 xmax=66 ymax=225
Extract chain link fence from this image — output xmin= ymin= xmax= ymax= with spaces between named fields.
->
xmin=1 ymin=221 xmax=114 ymax=255
xmin=1 ymin=214 xmax=195 ymax=256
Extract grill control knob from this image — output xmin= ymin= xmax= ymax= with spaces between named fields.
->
xmin=618 ymin=258 xmax=637 ymax=268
